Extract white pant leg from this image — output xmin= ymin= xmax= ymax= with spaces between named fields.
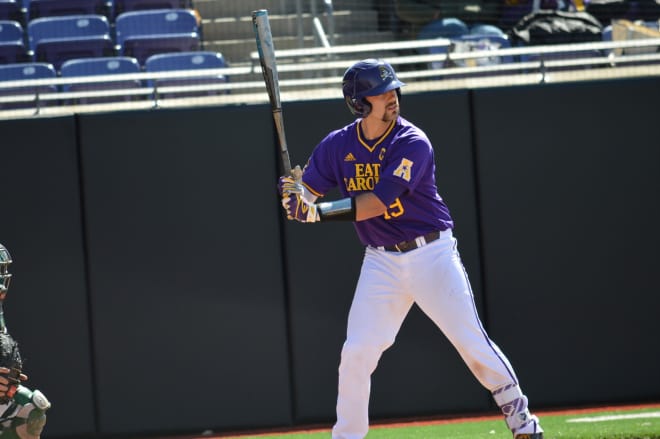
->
xmin=410 ymin=233 xmax=519 ymax=391
xmin=332 ymin=247 xmax=414 ymax=439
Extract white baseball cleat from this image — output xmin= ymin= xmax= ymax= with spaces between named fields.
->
xmin=513 ymin=414 xmax=544 ymax=439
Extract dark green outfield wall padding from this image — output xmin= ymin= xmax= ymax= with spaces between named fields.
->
xmin=78 ymin=106 xmax=293 ymax=435
xmin=472 ymin=77 xmax=660 ymax=408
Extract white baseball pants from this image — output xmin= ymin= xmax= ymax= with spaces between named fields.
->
xmin=331 ymin=230 xmax=520 ymax=439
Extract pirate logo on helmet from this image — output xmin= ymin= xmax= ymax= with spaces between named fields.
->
xmin=378 ymin=65 xmax=393 ymax=82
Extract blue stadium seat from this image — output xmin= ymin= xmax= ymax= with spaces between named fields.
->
xmin=60 ymin=56 xmax=142 ymax=103
xmin=26 ymin=0 xmax=112 ymax=21
xmin=0 ymin=20 xmax=28 ymax=63
xmin=0 ymin=40 xmax=26 ymax=63
xmin=0 ymin=61 xmax=56 ymax=109
xmin=0 ymin=18 xmax=21 ymax=41
xmin=115 ymin=9 xmax=200 ymax=65
xmin=0 ymin=0 xmax=22 ymax=24
xmin=144 ymin=51 xmax=228 ymax=98
xmin=27 ymin=14 xmax=115 ymax=70
xmin=113 ymin=0 xmax=191 ymax=18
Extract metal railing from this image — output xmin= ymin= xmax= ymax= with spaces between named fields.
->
xmin=1 ymin=37 xmax=660 ymax=118
xmin=294 ymin=0 xmax=335 ymax=49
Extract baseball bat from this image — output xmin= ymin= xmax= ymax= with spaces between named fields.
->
xmin=252 ymin=9 xmax=295 ymax=178
xmin=0 ymin=244 xmax=11 ymax=333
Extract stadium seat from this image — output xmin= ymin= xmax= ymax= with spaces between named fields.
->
xmin=429 ymin=34 xmax=513 ymax=78
xmin=0 ymin=19 xmax=28 ymax=63
xmin=0 ymin=18 xmax=21 ymax=41
xmin=25 ymin=0 xmax=112 ymax=21
xmin=0 ymin=42 xmax=27 ymax=63
xmin=115 ymin=9 xmax=200 ymax=65
xmin=27 ymin=14 xmax=115 ymax=70
xmin=113 ymin=0 xmax=192 ymax=18
xmin=144 ymin=51 xmax=228 ymax=98
xmin=0 ymin=0 xmax=22 ymax=24
xmin=60 ymin=56 xmax=142 ymax=103
xmin=0 ymin=61 xmax=56 ymax=109
xmin=449 ymin=34 xmax=514 ymax=66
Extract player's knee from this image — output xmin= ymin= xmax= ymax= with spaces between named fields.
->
xmin=339 ymin=340 xmax=385 ymax=375
xmin=13 ymin=389 xmax=51 ymax=438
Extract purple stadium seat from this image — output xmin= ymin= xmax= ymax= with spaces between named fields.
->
xmin=0 ymin=61 xmax=56 ymax=109
xmin=144 ymin=51 xmax=229 ymax=98
xmin=115 ymin=9 xmax=200 ymax=65
xmin=27 ymin=15 xmax=115 ymax=70
xmin=60 ymin=56 xmax=143 ymax=103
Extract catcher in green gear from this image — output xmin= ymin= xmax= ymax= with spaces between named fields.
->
xmin=0 ymin=245 xmax=50 ymax=439
xmin=0 ymin=333 xmax=50 ymax=439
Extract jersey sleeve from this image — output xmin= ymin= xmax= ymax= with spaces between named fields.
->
xmin=373 ymin=133 xmax=433 ymax=206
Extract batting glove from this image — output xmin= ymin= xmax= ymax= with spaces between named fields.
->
xmin=278 ymin=175 xmax=303 ymax=196
xmin=282 ymin=193 xmax=320 ymax=223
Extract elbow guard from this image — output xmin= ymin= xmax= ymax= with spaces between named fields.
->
xmin=317 ymin=197 xmax=356 ymax=221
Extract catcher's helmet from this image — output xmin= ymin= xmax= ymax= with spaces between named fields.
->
xmin=0 ymin=244 xmax=10 ymax=297
xmin=342 ymin=59 xmax=406 ymax=117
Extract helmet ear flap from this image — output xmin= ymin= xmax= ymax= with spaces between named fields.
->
xmin=345 ymin=96 xmax=372 ymax=117
xmin=345 ymin=95 xmax=359 ymax=116
xmin=359 ymin=97 xmax=372 ymax=117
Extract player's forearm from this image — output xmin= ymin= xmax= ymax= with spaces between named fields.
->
xmin=354 ymin=192 xmax=387 ymax=221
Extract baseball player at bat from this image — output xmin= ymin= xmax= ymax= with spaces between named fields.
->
xmin=0 ymin=244 xmax=50 ymax=439
xmin=277 ymin=59 xmax=543 ymax=439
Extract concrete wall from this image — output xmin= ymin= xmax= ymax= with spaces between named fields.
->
xmin=0 ymin=76 xmax=658 ymax=438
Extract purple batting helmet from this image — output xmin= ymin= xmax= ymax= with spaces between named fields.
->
xmin=342 ymin=59 xmax=406 ymax=117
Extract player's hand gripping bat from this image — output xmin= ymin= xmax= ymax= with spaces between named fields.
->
xmin=252 ymin=9 xmax=302 ymax=181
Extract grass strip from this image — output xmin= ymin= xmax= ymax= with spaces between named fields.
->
xmin=225 ymin=407 xmax=660 ymax=439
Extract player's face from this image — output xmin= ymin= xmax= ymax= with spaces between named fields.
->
xmin=365 ymin=89 xmax=399 ymax=122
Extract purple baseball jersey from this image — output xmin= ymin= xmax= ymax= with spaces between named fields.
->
xmin=302 ymin=116 xmax=454 ymax=247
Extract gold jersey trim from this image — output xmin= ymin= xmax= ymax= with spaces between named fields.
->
xmin=357 ymin=119 xmax=395 ymax=153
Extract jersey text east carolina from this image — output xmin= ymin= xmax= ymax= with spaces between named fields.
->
xmin=302 ymin=116 xmax=454 ymax=247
